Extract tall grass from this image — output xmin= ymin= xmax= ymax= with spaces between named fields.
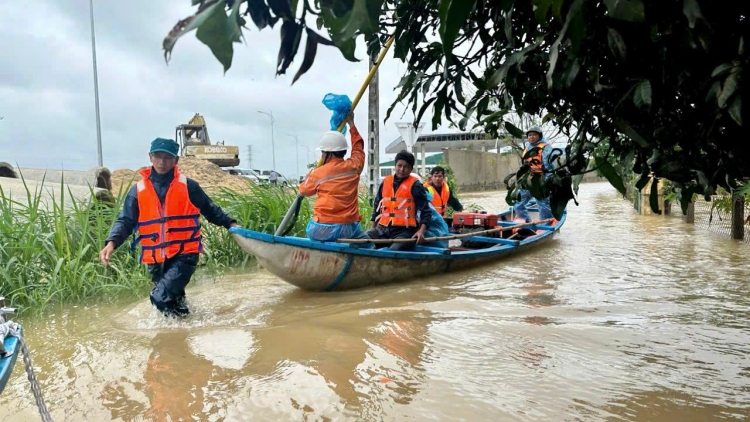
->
xmin=0 ymin=178 xmax=375 ymax=315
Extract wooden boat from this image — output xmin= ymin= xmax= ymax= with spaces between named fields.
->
xmin=230 ymin=206 xmax=566 ymax=291
xmin=0 ymin=296 xmax=21 ymax=395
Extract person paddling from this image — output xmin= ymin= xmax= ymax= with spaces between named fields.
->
xmin=99 ymin=138 xmax=240 ymax=317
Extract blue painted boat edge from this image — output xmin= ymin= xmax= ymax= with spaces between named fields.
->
xmin=324 ymin=254 xmax=354 ymax=291
xmin=0 ymin=324 xmax=22 ymax=395
xmin=229 ymin=207 xmax=567 ymax=260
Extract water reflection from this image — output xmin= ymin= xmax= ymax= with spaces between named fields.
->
xmin=1 ymin=182 xmax=749 ymax=421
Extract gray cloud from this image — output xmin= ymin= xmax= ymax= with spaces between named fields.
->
xmin=0 ymin=0 xmax=459 ymax=180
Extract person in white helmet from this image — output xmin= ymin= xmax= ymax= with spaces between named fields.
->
xmin=299 ymin=112 xmax=372 ymax=245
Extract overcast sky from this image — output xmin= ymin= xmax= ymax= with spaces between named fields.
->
xmin=0 ymin=0 xmax=472 ymax=180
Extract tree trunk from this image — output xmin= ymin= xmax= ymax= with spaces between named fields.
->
xmin=685 ymin=201 xmax=695 ymax=224
xmin=731 ymin=193 xmax=745 ymax=240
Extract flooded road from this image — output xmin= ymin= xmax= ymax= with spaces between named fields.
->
xmin=1 ymin=182 xmax=749 ymax=421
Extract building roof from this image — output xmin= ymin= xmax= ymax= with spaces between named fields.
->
xmin=385 ymin=131 xmax=510 ymax=154
xmin=380 ymin=153 xmax=444 ymax=167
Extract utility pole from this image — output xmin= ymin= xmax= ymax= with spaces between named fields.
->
xmin=367 ymin=53 xmax=380 ymax=199
xmin=257 ymin=110 xmax=276 ymax=170
xmin=89 ymin=0 xmax=103 ymax=167
xmin=246 ymin=145 xmax=253 ymax=168
xmin=287 ymin=134 xmax=300 ymax=180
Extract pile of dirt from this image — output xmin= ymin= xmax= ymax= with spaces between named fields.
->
xmin=110 ymin=157 xmax=253 ymax=197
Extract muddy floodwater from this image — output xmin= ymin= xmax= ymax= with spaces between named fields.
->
xmin=1 ymin=182 xmax=749 ymax=421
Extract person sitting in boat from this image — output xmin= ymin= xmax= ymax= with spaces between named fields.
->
xmin=99 ymin=138 xmax=240 ymax=318
xmin=513 ymin=126 xmax=555 ymax=223
xmin=299 ymin=112 xmax=372 ymax=246
xmin=366 ymin=150 xmax=433 ymax=251
xmin=424 ymin=166 xmax=463 ymax=217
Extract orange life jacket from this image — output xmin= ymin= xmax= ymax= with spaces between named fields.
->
xmin=523 ymin=142 xmax=547 ymax=173
xmin=377 ymin=175 xmax=419 ymax=227
xmin=298 ymin=128 xmax=365 ymax=225
xmin=133 ymin=166 xmax=203 ymax=264
xmin=426 ymin=181 xmax=451 ymax=216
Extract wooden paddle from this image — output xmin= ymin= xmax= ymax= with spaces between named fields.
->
xmin=335 ymin=219 xmax=555 ymax=244
xmin=274 ymin=33 xmax=397 ymax=237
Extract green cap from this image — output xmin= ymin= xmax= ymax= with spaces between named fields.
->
xmin=149 ymin=138 xmax=179 ymax=156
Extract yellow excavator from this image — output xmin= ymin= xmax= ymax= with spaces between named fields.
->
xmin=175 ymin=113 xmax=240 ymax=167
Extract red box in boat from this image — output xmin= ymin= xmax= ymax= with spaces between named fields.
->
xmin=451 ymin=211 xmax=498 ymax=228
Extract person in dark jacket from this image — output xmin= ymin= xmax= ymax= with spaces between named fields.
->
xmin=99 ymin=138 xmax=240 ymax=317
xmin=366 ymin=150 xmax=432 ymax=251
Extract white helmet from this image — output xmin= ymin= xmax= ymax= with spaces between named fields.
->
xmin=317 ymin=131 xmax=348 ymax=152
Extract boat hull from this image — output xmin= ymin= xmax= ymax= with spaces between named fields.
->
xmin=230 ymin=207 xmax=565 ymax=291
xmin=0 ymin=324 xmax=21 ymax=395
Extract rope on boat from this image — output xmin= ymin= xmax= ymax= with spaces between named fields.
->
xmin=1 ymin=297 xmax=54 ymax=422
xmin=17 ymin=334 xmax=54 ymax=422
xmin=335 ymin=219 xmax=555 ymax=244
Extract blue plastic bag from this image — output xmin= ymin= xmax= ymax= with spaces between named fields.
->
xmin=322 ymin=93 xmax=352 ymax=133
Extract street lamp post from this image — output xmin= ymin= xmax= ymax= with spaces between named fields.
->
xmin=287 ymin=134 xmax=300 ymax=180
xmin=257 ymin=110 xmax=276 ymax=171
xmin=89 ymin=0 xmax=103 ymax=167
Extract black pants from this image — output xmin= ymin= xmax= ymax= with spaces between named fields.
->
xmin=365 ymin=225 xmax=418 ymax=251
xmin=147 ymin=253 xmax=199 ymax=317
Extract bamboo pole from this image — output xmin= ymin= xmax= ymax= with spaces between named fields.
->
xmin=336 ymin=219 xmax=555 ymax=244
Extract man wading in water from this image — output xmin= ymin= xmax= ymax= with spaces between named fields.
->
xmin=99 ymin=138 xmax=240 ymax=317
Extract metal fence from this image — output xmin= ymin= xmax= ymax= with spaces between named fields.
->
xmin=666 ymin=196 xmax=750 ymax=244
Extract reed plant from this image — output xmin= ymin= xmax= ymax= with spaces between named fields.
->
xmin=0 ymin=178 xmax=375 ymax=314
xmin=0 ymin=176 xmax=151 ymax=314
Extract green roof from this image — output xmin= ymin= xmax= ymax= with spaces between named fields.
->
xmin=379 ymin=153 xmax=444 ymax=166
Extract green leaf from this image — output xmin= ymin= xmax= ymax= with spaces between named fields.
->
xmin=195 ymin=1 xmax=239 ymax=73
xmin=633 ymin=79 xmax=652 ymax=110
xmin=595 ymin=156 xmax=626 ymax=196
xmin=551 ymin=0 xmax=565 ymax=18
xmin=276 ymin=20 xmax=303 ymax=75
xmin=432 ymin=95 xmax=446 ymax=130
xmin=710 ymin=62 xmax=734 ymax=78
xmin=717 ymin=69 xmax=739 ymax=109
xmin=416 ymin=97 xmax=438 ymax=128
xmin=565 ymin=59 xmax=581 ymax=87
xmin=317 ymin=7 xmax=361 ymax=62
xmin=338 ymin=0 xmax=383 ymax=41
xmin=635 ymin=172 xmax=650 ymax=191
xmin=504 ymin=122 xmax=524 ymax=138
xmin=603 ymin=0 xmax=645 ymax=23
xmin=682 ymin=0 xmax=703 ymax=29
xmin=649 ymin=176 xmax=662 ymax=214
xmin=162 ymin=0 xmax=226 ymax=63
xmin=267 ymin=0 xmax=294 ymax=20
xmin=533 ymin=0 xmax=554 ymax=23
xmin=615 ymin=119 xmax=650 ymax=148
xmin=546 ymin=0 xmax=585 ymax=89
xmin=291 ymin=29 xmax=320 ymax=85
xmin=246 ymin=0 xmax=279 ymax=30
xmin=607 ymin=27 xmax=627 ymax=61
xmin=728 ymin=96 xmax=742 ymax=126
xmin=528 ymin=173 xmax=547 ymax=200
xmin=438 ymin=0 xmax=476 ymax=61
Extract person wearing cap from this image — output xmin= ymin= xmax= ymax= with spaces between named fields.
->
xmin=99 ymin=138 xmax=240 ymax=318
xmin=513 ymin=126 xmax=555 ymax=223
xmin=298 ymin=112 xmax=372 ymax=245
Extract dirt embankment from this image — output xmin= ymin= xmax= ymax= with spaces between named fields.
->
xmin=110 ymin=157 xmax=253 ymax=197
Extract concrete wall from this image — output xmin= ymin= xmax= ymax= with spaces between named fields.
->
xmin=0 ymin=177 xmax=114 ymax=212
xmin=443 ymin=150 xmax=520 ymax=192
xmin=443 ymin=150 xmax=604 ymax=192
xmin=0 ymin=162 xmax=112 ymax=191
